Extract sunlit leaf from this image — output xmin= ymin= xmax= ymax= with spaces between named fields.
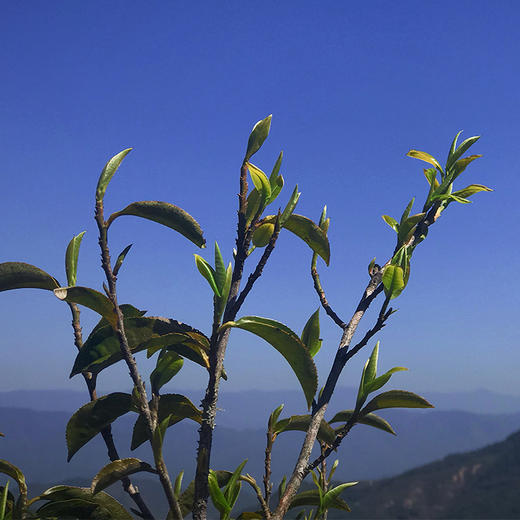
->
xmin=248 ymin=163 xmax=272 ymax=209
xmin=131 ymin=394 xmax=202 ymax=449
xmin=283 ymin=214 xmax=330 ymax=266
xmin=113 ymin=244 xmax=132 ymax=276
xmin=382 ymin=265 xmax=405 ymax=300
xmin=194 ymin=254 xmax=220 ymax=297
xmin=446 ymin=135 xmax=480 ymax=170
xmin=0 ymin=262 xmax=59 ymax=292
xmin=91 ymin=458 xmax=156 ymax=495
xmin=65 ymin=231 xmax=86 ymax=286
xmin=208 ymin=470 xmax=231 ymax=516
xmin=322 ymin=482 xmax=357 ymax=511
xmin=252 ymin=223 xmax=275 ymax=248
xmin=0 ymin=460 xmax=26 ymax=497
xmin=274 ymin=415 xmax=336 ymax=445
xmin=96 ymin=148 xmax=132 ymax=202
xmin=400 ymin=198 xmax=415 ymax=225
xmin=406 ymin=150 xmax=443 ymax=173
xmin=364 ymin=366 xmax=408 ymax=395
xmin=361 ymin=390 xmax=433 ymax=415
xmin=280 ymin=186 xmax=301 ymax=225
xmin=397 ymin=213 xmax=425 ymax=245
xmin=54 ymin=286 xmax=116 ymax=327
xmin=289 ymin=489 xmax=350 ymax=512
xmin=66 ymin=393 xmax=133 ymax=461
xmin=452 ymin=184 xmax=492 ymax=199
xmin=108 ymin=201 xmax=205 ymax=248
xmin=382 ymin=215 xmax=398 ymax=233
xmin=451 ymin=154 xmax=482 ymax=179
xmin=245 ymin=115 xmax=272 ymax=161
xmin=178 ymin=471 xmax=232 ymax=517
xmin=223 ymin=316 xmax=317 ymax=408
xmin=150 ymin=350 xmax=184 ymax=393
xmin=329 ymin=410 xmax=396 ymax=435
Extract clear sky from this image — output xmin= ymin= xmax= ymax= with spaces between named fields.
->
xmin=1 ymin=1 xmax=518 ymax=401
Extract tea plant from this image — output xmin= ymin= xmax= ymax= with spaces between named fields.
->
xmin=0 ymin=118 xmax=490 ymax=519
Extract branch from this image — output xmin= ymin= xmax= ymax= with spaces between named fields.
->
xmin=95 ymin=201 xmax=182 ymax=520
xmin=311 ymin=264 xmax=347 ymax=329
xmin=240 ymin=475 xmax=272 ymax=520
xmin=263 ymin=430 xmax=274 ymax=507
xmin=68 ymin=303 xmax=155 ymax=520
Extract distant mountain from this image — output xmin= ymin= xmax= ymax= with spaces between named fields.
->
xmin=3 ymin=406 xmax=520 ymax=485
xmin=2 ymin=386 xmax=520 ymax=427
xmin=344 ymin=429 xmax=520 ymax=518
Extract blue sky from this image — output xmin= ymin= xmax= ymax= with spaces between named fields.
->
xmin=1 ymin=1 xmax=518 ymax=401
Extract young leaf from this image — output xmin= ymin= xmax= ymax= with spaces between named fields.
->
xmin=194 ymin=255 xmax=220 ymax=297
xmin=113 ymin=244 xmax=132 ymax=276
xmin=365 ymin=341 xmax=379 ymax=386
xmin=361 ymin=390 xmax=434 ymax=415
xmin=301 ymin=308 xmax=322 ymax=357
xmin=245 ymin=188 xmax=262 ymax=226
xmin=0 ymin=461 xmax=26 ymax=498
xmin=382 ymin=265 xmax=405 ymax=300
xmin=65 ymin=231 xmax=86 ymax=286
xmin=382 ymin=215 xmax=398 ymax=233
xmin=282 ymin=214 xmax=330 ymax=266
xmin=327 ymin=459 xmax=339 ymax=483
xmin=245 ymin=115 xmax=272 ymax=161
xmin=423 ymin=168 xmax=439 ymax=188
xmin=321 ymin=482 xmax=357 ymax=512
xmin=215 ymin=262 xmax=232 ymax=321
xmin=288 ymin=489 xmax=350 ymax=512
xmin=222 ymin=316 xmax=318 ymax=408
xmin=0 ymin=481 xmax=9 ymax=520
xmin=152 ymin=414 xmax=172 ymax=460
xmin=224 ymin=459 xmax=247 ymax=507
xmin=0 ymin=262 xmax=59 ymax=292
xmin=329 ymin=410 xmax=396 ymax=435
xmin=108 ymin=201 xmax=205 ymax=248
xmin=54 ymin=286 xmax=117 ymax=327
xmin=91 ymin=458 xmax=156 ymax=495
xmin=363 ymin=366 xmax=408 ymax=395
xmin=406 ymin=150 xmax=444 ymax=174
xmin=397 ymin=212 xmax=425 ymax=245
xmin=174 ymin=470 xmax=184 ymax=499
xmin=208 ymin=470 xmax=231 ymax=516
xmin=400 ymin=198 xmax=415 ymax=225
xmin=252 ymin=223 xmax=275 ymax=248
xmin=268 ymin=152 xmax=284 ymax=203
xmin=268 ymin=404 xmax=285 ymax=429
xmin=248 ymin=163 xmax=272 ymax=209
xmin=150 ymin=350 xmax=184 ymax=394
xmin=280 ymin=186 xmax=301 ymax=225
xmin=446 ymin=135 xmax=480 ymax=171
xmin=451 ymin=154 xmax=482 ymax=179
xmin=447 ymin=130 xmax=463 ymax=164
xmin=214 ymin=242 xmax=227 ymax=294
xmin=355 ymin=359 xmax=370 ymax=410
xmin=66 ymin=393 xmax=133 ymax=461
xmin=451 ymin=184 xmax=493 ymax=199
xmin=131 ymin=394 xmax=202 ymax=449
xmin=96 ymin=148 xmax=132 ymax=202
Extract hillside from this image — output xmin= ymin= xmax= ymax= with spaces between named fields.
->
xmin=344 ymin=429 xmax=520 ymax=518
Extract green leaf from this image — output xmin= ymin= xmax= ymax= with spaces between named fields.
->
xmin=223 ymin=317 xmax=317 ymax=408
xmin=66 ymin=393 xmax=133 ymax=461
xmin=446 ymin=135 xmax=480 ymax=171
xmin=397 ymin=212 xmax=425 ymax=245
xmin=280 ymin=186 xmax=301 ymax=225
xmin=96 ymin=148 xmax=132 ymax=202
xmin=194 ymin=255 xmax=220 ymax=297
xmin=248 ymin=163 xmax=272 ymax=209
xmin=447 ymin=131 xmax=463 ymax=164
xmin=208 ymin=470 xmax=231 ymax=517
xmin=35 ymin=486 xmax=133 ymax=520
xmin=0 ymin=461 xmax=26 ymax=498
xmin=216 ymin=263 xmax=232 ymax=321
xmin=245 ymin=188 xmax=262 ymax=226
xmin=452 ymin=184 xmax=492 ymax=199
xmin=131 ymin=394 xmax=202 ymax=449
xmin=406 ymin=150 xmax=444 ymax=174
xmin=89 ymin=304 xmax=146 ymax=337
xmin=400 ymin=198 xmax=415 ymax=225
xmin=268 ymin=152 xmax=284 ymax=203
xmin=365 ymin=341 xmax=379 ymax=386
xmin=301 ymin=309 xmax=321 ymax=357
xmin=0 ymin=481 xmax=8 ymax=520
xmin=174 ymin=471 xmax=184 ymax=499
xmin=214 ymin=242 xmax=227 ymax=294
xmin=252 ymin=223 xmax=275 ymax=248
xmin=274 ymin=415 xmax=336 ymax=445
xmin=268 ymin=404 xmax=285 ymax=429
xmin=423 ymin=168 xmax=439 ymax=188
xmin=54 ymin=286 xmax=116 ymax=327
xmin=289 ymin=489 xmax=350 ymax=512
xmin=364 ymin=367 xmax=408 ymax=395
xmin=70 ymin=317 xmax=209 ymax=377
xmin=356 ymin=359 xmax=369 ymax=409
xmin=382 ymin=265 xmax=405 ymax=300
xmin=322 ymin=482 xmax=357 ymax=511
xmin=108 ymin=201 xmax=205 ymax=248
xmin=178 ymin=471 xmax=232 ymax=518
xmin=245 ymin=115 xmax=272 ymax=161
xmin=361 ymin=390 xmax=434 ymax=415
xmin=91 ymin=458 xmax=156 ymax=495
xmin=329 ymin=410 xmax=396 ymax=435
xmin=283 ymin=214 xmax=330 ymax=266
xmin=0 ymin=262 xmax=59 ymax=292
xmin=451 ymin=154 xmax=482 ymax=179
xmin=37 ymin=498 xmax=102 ymax=518
xmin=152 ymin=413 xmax=172 ymax=460
xmin=65 ymin=231 xmax=86 ymax=286
xmin=113 ymin=244 xmax=132 ymax=276
xmin=150 ymin=350 xmax=184 ymax=393
xmin=382 ymin=215 xmax=398 ymax=233
xmin=224 ymin=460 xmax=247 ymax=508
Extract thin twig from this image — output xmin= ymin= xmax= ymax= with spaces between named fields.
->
xmin=263 ymin=430 xmax=274 ymax=507
xmin=241 ymin=475 xmax=272 ymax=520
xmin=68 ymin=302 xmax=155 ymax=520
xmin=95 ymin=201 xmax=182 ymax=520
xmin=311 ymin=264 xmax=347 ymax=329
